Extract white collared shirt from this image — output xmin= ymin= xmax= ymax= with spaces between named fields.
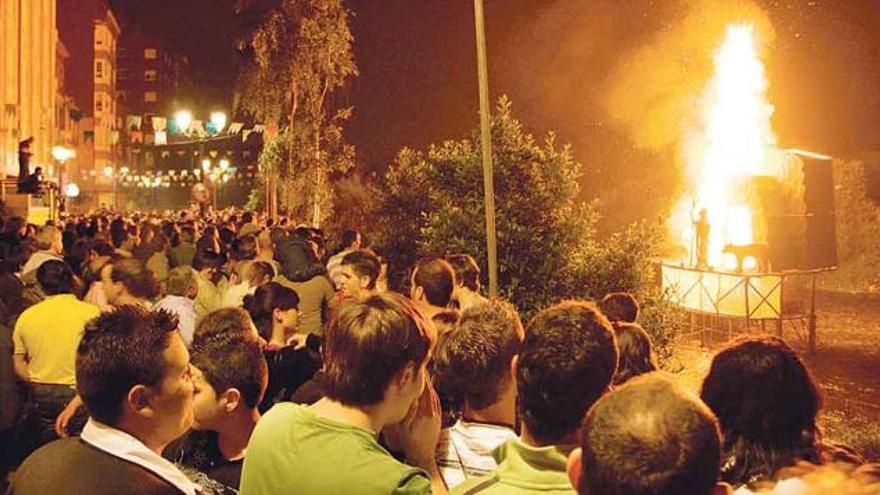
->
xmin=154 ymin=295 xmax=198 ymax=347
xmin=80 ymin=419 xmax=199 ymax=495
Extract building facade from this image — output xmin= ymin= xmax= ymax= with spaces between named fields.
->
xmin=57 ymin=0 xmax=121 ymax=208
xmin=117 ymin=29 xmax=189 ymax=121
xmin=0 ymin=0 xmax=58 ymax=180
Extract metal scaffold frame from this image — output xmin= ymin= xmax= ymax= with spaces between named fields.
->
xmin=659 ymin=262 xmax=835 ymax=356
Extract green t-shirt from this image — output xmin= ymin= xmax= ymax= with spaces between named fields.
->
xmin=240 ymin=403 xmax=432 ymax=495
xmin=451 ymin=439 xmax=576 ymax=495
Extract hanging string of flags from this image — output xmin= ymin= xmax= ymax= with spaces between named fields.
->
xmin=70 ymin=164 xmax=259 ymax=188
xmin=123 ymin=114 xmax=265 ymax=145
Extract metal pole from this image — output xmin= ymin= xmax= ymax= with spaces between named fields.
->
xmin=473 ymin=0 xmax=498 ymax=298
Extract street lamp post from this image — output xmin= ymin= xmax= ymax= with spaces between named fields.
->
xmin=51 ymin=145 xmax=75 ymax=220
xmin=218 ymin=158 xmax=230 ymax=209
xmin=473 ymin=0 xmax=499 ymax=298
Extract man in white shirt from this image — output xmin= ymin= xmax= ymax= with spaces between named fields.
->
xmin=155 ymin=266 xmax=199 ymax=347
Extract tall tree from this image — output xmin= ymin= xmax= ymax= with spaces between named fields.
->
xmin=237 ymin=0 xmax=357 ymax=225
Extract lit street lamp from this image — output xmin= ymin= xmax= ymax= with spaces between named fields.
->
xmin=175 ymin=110 xmax=193 ymax=135
xmin=64 ymin=182 xmax=80 ymax=198
xmin=210 ymin=112 xmax=227 ymax=134
xmin=51 ymin=145 xmax=75 ymax=164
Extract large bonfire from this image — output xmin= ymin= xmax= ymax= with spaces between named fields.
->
xmin=674 ymin=24 xmax=785 ymax=270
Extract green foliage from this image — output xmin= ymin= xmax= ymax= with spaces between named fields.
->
xmin=373 ymin=97 xmax=680 ymax=361
xmin=238 ymin=0 xmax=357 ymax=225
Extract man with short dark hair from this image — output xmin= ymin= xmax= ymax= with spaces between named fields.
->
xmin=567 ymin=373 xmax=729 ymax=495
xmin=12 ymin=260 xmax=100 ymax=450
xmin=445 ymin=254 xmax=486 ymax=311
xmin=598 ymin=292 xmax=640 ymax=324
xmin=10 ymin=307 xmax=197 ymax=495
xmin=453 ymin=300 xmax=618 ymax=494
xmin=410 ymin=257 xmax=456 ymax=320
xmin=336 ymin=248 xmax=381 ymax=299
xmin=241 ymin=292 xmax=447 ymax=494
xmin=164 ymin=336 xmax=268 ymax=492
xmin=433 ymin=299 xmax=523 ymax=489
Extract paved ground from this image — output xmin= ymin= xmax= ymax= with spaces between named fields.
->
xmin=667 ymin=290 xmax=880 ymax=461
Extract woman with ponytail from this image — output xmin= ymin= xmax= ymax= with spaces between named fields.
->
xmin=243 ymin=282 xmax=321 ymax=412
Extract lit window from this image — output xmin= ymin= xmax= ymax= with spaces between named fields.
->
xmin=144 ymin=70 xmax=157 ymax=82
xmin=95 ymin=61 xmax=104 ymax=79
xmin=144 ymin=92 xmax=157 ymax=103
xmin=144 ymin=48 xmax=158 ymax=60
xmin=95 ymin=95 xmax=104 ymax=112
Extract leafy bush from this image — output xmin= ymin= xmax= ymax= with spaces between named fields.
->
xmin=368 ymin=97 xmax=682 ymax=359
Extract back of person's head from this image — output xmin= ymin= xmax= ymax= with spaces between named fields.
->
xmin=3 ymin=216 xmax=26 ymax=235
xmin=75 ymin=307 xmax=181 ymax=426
xmin=0 ymin=240 xmax=27 ymax=274
xmin=233 ymin=234 xmax=258 ymax=261
xmin=700 ymin=336 xmax=822 ymax=486
xmin=166 ymin=266 xmax=197 ymax=298
xmin=243 ymin=260 xmax=273 ymax=287
xmin=191 ymin=336 xmax=268 ymax=412
xmin=611 ymin=322 xmax=658 ymax=386
xmin=323 ymin=292 xmax=435 ymax=407
xmin=445 ymin=253 xmax=481 ymax=292
xmin=519 ymin=300 xmax=618 ymax=445
xmin=242 ymin=282 xmax=299 ymax=340
xmin=599 ymin=292 xmax=640 ymax=323
xmin=340 ymin=229 xmax=360 ymax=249
xmin=241 ymin=211 xmax=254 ymax=225
xmin=36 ymin=259 xmax=75 ymax=295
xmin=219 ymin=226 xmax=235 ymax=247
xmin=341 ymin=249 xmax=381 ymax=289
xmin=293 ymin=226 xmax=312 ymax=240
xmin=192 ymin=248 xmax=226 ymax=272
xmin=434 ymin=299 xmax=523 ymax=410
xmin=35 ymin=224 xmax=60 ymax=250
xmin=574 ymin=373 xmax=723 ymax=495
xmin=193 ymin=307 xmax=259 ymax=348
xmin=411 ymin=257 xmax=456 ymax=307
xmin=110 ymin=257 xmax=161 ymax=299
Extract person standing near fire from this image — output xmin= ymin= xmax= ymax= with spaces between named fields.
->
xmin=695 ymin=208 xmax=710 ymax=268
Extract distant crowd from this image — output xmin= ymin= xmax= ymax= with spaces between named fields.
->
xmin=0 ymin=206 xmax=877 ymax=494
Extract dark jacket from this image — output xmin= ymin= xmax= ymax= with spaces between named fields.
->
xmin=260 ymin=335 xmax=323 ymax=413
xmin=8 ymin=438 xmax=182 ymax=495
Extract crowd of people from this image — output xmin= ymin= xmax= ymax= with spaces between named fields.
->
xmin=0 ymin=206 xmax=878 ymax=494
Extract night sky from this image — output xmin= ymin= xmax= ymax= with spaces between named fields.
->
xmin=109 ymin=0 xmax=880 ymax=228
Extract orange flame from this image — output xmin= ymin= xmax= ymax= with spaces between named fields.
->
xmin=675 ymin=23 xmax=783 ymax=270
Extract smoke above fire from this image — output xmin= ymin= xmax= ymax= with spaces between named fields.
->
xmin=603 ymin=0 xmax=775 ymax=153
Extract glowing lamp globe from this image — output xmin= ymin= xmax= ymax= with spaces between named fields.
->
xmin=64 ymin=183 xmax=80 ymax=198
xmin=210 ymin=112 xmax=227 ymax=133
xmin=175 ymin=110 xmax=193 ymax=134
